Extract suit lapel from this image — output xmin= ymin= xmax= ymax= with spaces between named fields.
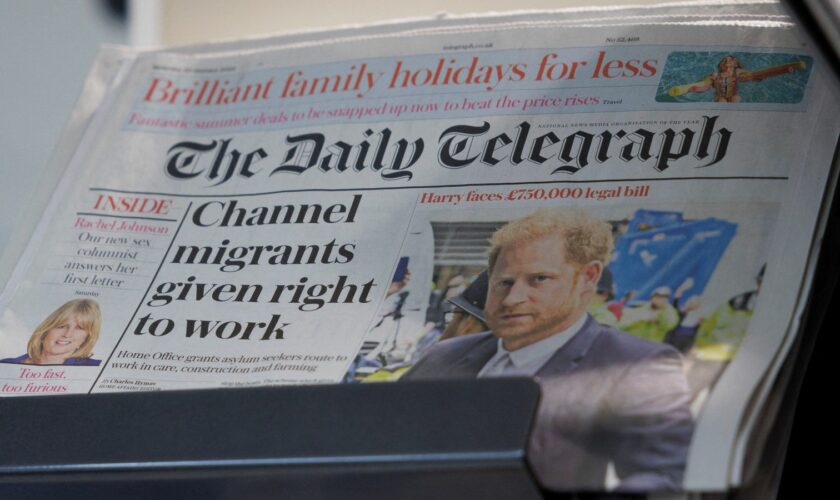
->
xmin=536 ymin=315 xmax=601 ymax=378
xmin=451 ymin=332 xmax=498 ymax=376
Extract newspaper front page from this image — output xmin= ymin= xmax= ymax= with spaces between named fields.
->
xmin=1 ymin=3 xmax=837 ymax=492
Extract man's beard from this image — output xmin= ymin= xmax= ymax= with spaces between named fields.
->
xmin=488 ymin=300 xmax=579 ymax=349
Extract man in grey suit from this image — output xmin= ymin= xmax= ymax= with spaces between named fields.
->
xmin=403 ymin=208 xmax=693 ymax=492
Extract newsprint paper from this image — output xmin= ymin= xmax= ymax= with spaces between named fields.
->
xmin=1 ymin=1 xmax=837 ymax=493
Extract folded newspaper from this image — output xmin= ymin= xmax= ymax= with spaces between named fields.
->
xmin=1 ymin=0 xmax=837 ymax=493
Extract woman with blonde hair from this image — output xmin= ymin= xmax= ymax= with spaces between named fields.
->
xmin=1 ymin=299 xmax=102 ymax=366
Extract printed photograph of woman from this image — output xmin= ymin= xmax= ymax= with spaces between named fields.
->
xmin=0 ymin=298 xmax=102 ymax=366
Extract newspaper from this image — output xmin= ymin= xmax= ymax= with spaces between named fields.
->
xmin=1 ymin=1 xmax=837 ymax=492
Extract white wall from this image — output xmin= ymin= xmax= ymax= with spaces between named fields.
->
xmin=0 ymin=1 xmax=125 ymax=249
xmin=131 ymin=0 xmax=658 ymax=46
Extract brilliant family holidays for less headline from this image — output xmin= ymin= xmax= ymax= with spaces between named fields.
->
xmin=144 ymin=51 xmax=659 ymax=104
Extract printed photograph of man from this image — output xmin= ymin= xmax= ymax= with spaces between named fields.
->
xmin=403 ymin=208 xmax=693 ymax=492
xmin=0 ymin=298 xmax=102 ymax=366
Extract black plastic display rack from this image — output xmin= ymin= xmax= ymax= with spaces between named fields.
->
xmin=0 ymin=378 xmax=545 ymax=500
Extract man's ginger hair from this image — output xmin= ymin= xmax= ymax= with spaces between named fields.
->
xmin=488 ymin=208 xmax=613 ymax=274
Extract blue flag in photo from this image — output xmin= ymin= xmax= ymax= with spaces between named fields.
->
xmin=611 ymin=214 xmax=736 ymax=305
xmin=627 ymin=209 xmax=684 ymax=233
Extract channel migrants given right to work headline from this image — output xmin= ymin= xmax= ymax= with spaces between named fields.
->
xmin=1 ymin=1 xmax=837 ymax=493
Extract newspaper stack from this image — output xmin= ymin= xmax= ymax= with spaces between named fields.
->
xmin=0 ymin=0 xmax=836 ymax=493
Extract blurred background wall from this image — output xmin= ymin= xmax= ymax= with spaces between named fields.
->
xmin=130 ymin=0 xmax=652 ymax=46
xmin=0 ymin=1 xmax=124 ymax=248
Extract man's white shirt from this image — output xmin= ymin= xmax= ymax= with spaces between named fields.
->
xmin=478 ymin=313 xmax=588 ymax=377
